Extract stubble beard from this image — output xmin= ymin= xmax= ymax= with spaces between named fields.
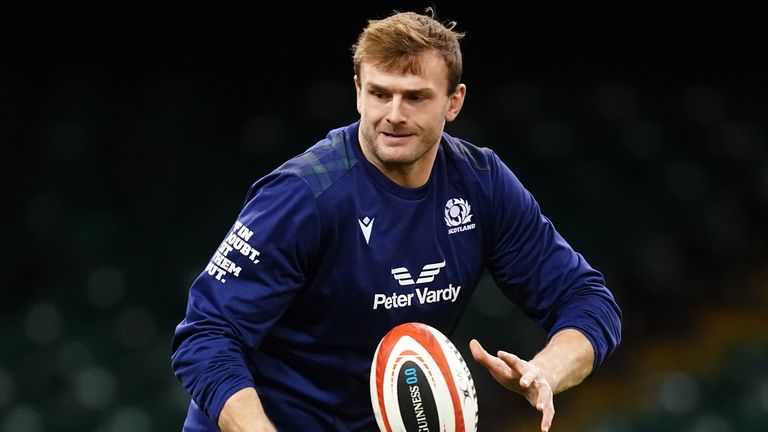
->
xmin=360 ymin=125 xmax=440 ymax=170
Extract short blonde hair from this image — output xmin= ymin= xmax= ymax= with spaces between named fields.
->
xmin=352 ymin=8 xmax=465 ymax=95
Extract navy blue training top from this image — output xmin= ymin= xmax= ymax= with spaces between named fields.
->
xmin=171 ymin=121 xmax=622 ymax=431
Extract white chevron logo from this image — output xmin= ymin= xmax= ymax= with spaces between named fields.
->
xmin=358 ymin=216 xmax=374 ymax=244
xmin=391 ymin=261 xmax=446 ymax=286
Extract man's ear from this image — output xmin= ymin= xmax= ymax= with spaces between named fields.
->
xmin=445 ymin=83 xmax=466 ymax=122
xmin=354 ymin=75 xmax=362 ymax=114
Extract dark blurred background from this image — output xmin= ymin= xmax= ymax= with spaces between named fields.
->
xmin=2 ymin=3 xmax=767 ymax=431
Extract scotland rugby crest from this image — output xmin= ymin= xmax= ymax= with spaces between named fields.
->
xmin=444 ymin=198 xmax=476 ymax=234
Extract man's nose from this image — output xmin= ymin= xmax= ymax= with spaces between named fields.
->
xmin=386 ymin=95 xmax=406 ymax=124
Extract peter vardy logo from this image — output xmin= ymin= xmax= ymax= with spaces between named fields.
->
xmin=444 ymin=198 xmax=476 ymax=234
xmin=391 ymin=261 xmax=445 ymax=286
xmin=372 ymin=260 xmax=461 ymax=310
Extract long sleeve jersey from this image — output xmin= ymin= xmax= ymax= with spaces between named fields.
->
xmin=171 ymin=121 xmax=622 ymax=431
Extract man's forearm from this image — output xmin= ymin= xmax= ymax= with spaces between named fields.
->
xmin=530 ymin=328 xmax=595 ymax=394
xmin=218 ymin=387 xmax=276 ymax=432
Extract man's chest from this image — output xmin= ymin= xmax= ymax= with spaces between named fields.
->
xmin=294 ymin=188 xmax=486 ymax=332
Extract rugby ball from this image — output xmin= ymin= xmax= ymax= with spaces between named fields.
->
xmin=370 ymin=322 xmax=478 ymax=432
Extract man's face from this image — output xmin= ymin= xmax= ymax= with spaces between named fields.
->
xmin=355 ymin=49 xmax=465 ymax=176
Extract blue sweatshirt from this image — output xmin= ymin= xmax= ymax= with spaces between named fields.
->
xmin=171 ymin=121 xmax=621 ymax=431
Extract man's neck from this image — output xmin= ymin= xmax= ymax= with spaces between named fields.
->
xmin=358 ymin=133 xmax=439 ymax=189
xmin=377 ymin=158 xmax=435 ymax=188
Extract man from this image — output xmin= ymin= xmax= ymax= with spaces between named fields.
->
xmin=172 ymin=8 xmax=621 ymax=432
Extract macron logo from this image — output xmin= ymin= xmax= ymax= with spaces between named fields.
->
xmin=391 ymin=261 xmax=446 ymax=286
xmin=358 ymin=216 xmax=374 ymax=244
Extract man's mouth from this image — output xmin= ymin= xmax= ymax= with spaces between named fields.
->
xmin=382 ymin=132 xmax=411 ymax=138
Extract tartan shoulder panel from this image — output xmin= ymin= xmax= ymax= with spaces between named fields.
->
xmin=279 ymin=130 xmax=358 ymax=197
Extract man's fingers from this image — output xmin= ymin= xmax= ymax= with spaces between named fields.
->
xmin=470 ymin=340 xmax=520 ymax=390
xmin=469 ymin=340 xmax=498 ymax=373
xmin=498 ymin=350 xmax=529 ymax=379
xmin=468 ymin=339 xmax=488 ymax=363
xmin=470 ymin=340 xmax=507 ymax=373
xmin=469 ymin=339 xmax=502 ymax=374
xmin=540 ymin=401 xmax=554 ymax=432
xmin=519 ymin=369 xmax=538 ymax=389
xmin=536 ymin=382 xmax=554 ymax=432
